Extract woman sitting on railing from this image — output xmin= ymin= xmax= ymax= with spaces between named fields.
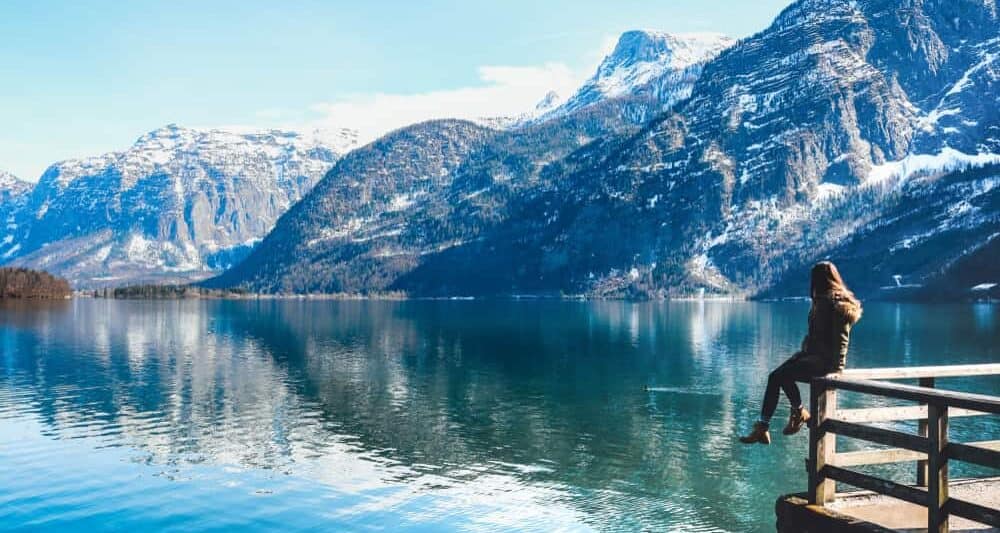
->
xmin=740 ymin=261 xmax=863 ymax=445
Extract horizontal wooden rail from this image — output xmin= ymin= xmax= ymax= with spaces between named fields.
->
xmin=948 ymin=441 xmax=1000 ymax=470
xmin=945 ymin=497 xmax=1000 ymax=528
xmin=824 ymin=418 xmax=928 ymax=452
xmin=838 ymin=405 xmax=988 ymax=423
xmin=823 ymin=465 xmax=927 ymax=506
xmin=827 ymin=466 xmax=1000 ymax=528
xmin=834 ymin=447 xmax=926 ymax=467
xmin=816 ymin=377 xmax=1000 ymax=414
xmin=840 ymin=364 xmax=1000 ymax=380
xmin=833 ymin=440 xmax=1000 ymax=467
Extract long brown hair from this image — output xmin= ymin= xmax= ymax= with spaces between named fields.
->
xmin=810 ymin=261 xmax=856 ymax=302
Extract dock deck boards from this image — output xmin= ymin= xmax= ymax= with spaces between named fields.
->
xmin=777 ymin=478 xmax=1000 ymax=532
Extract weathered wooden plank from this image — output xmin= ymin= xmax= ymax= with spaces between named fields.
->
xmin=815 ymin=377 xmax=1000 ymax=414
xmin=947 ymin=440 xmax=1000 ymax=469
xmin=927 ymin=404 xmax=949 ymax=533
xmin=841 ymin=364 xmax=1000 ymax=380
xmin=832 ymin=440 xmax=1000 ymax=467
xmin=809 ymin=382 xmax=837 ymax=505
xmin=837 ymin=405 xmax=987 ymax=423
xmin=945 ymin=497 xmax=1000 ymax=528
xmin=825 ymin=418 xmax=929 ymax=452
xmin=822 ymin=465 xmax=927 ymax=506
xmin=834 ymin=447 xmax=926 ymax=467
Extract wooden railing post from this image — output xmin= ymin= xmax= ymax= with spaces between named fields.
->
xmin=809 ymin=379 xmax=837 ymax=504
xmin=917 ymin=377 xmax=934 ymax=486
xmin=927 ymin=403 xmax=949 ymax=532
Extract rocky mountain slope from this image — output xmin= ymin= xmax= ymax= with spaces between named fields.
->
xmin=398 ymin=0 xmax=1000 ymax=299
xmin=215 ymin=0 xmax=999 ymax=299
xmin=763 ymin=163 xmax=1000 ymax=300
xmin=207 ymin=101 xmax=661 ymax=294
xmin=1 ymin=125 xmax=358 ymax=287
xmin=207 ymin=30 xmax=735 ymax=294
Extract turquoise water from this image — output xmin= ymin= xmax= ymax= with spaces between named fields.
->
xmin=0 ymin=299 xmax=997 ymax=532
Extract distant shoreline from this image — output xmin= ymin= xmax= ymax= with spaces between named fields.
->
xmin=69 ymin=289 xmax=998 ymax=304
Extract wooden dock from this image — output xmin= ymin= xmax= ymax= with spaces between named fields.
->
xmin=776 ymin=364 xmax=1000 ymax=532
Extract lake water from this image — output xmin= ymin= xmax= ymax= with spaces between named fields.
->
xmin=1 ymin=299 xmax=997 ymax=532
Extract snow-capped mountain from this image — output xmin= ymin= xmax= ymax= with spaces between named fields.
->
xmin=0 ymin=170 xmax=30 ymax=204
xmin=1 ymin=170 xmax=31 ymax=247
xmin=505 ymin=0 xmax=1000 ymax=298
xmin=214 ymin=1 xmax=1000 ymax=300
xmin=1 ymin=125 xmax=358 ymax=287
xmin=536 ymin=31 xmax=735 ymax=121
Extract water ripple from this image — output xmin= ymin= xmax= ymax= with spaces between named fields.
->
xmin=0 ymin=299 xmax=997 ymax=531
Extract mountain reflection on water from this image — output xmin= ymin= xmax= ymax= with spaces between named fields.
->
xmin=1 ymin=299 xmax=997 ymax=531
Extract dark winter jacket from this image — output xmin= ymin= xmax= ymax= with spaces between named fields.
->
xmin=800 ymin=291 xmax=863 ymax=371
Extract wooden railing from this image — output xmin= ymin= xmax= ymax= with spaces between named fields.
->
xmin=806 ymin=364 xmax=1000 ymax=532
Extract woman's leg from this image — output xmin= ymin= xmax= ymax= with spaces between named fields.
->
xmin=760 ymin=364 xmax=792 ymax=423
xmin=745 ymin=353 xmax=823 ymax=443
xmin=781 ymin=380 xmax=802 ymax=411
xmin=759 ymin=353 xmax=808 ymax=424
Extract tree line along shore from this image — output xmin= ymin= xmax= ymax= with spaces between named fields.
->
xmin=0 ymin=267 xmax=72 ymax=299
xmin=1 ymin=267 xmax=995 ymax=302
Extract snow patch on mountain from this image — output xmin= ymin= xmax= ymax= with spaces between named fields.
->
xmin=1 ymin=170 xmax=26 ymax=189
xmin=867 ymin=148 xmax=1000 ymax=187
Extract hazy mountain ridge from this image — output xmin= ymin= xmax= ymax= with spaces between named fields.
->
xmin=1 ymin=125 xmax=358 ymax=287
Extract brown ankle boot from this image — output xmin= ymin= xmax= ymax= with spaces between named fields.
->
xmin=782 ymin=407 xmax=811 ymax=435
xmin=739 ymin=421 xmax=771 ymax=445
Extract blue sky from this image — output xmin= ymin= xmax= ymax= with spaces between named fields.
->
xmin=0 ymin=0 xmax=792 ymax=181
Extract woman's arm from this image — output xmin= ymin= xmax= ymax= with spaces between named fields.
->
xmin=835 ymin=318 xmax=852 ymax=371
xmin=801 ymin=305 xmax=815 ymax=351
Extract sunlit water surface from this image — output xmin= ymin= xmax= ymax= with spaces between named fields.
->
xmin=1 ymin=299 xmax=997 ymax=532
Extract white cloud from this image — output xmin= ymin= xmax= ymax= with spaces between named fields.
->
xmin=305 ymin=62 xmax=582 ymax=144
